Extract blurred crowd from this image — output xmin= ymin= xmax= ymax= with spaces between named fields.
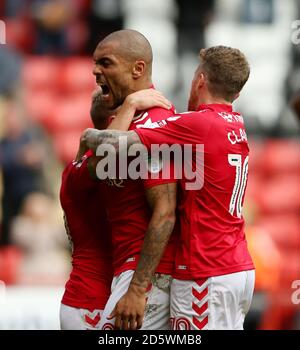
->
xmin=0 ymin=0 xmax=123 ymax=55
xmin=0 ymin=0 xmax=299 ymax=329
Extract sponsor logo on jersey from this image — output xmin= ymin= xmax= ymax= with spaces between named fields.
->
xmin=218 ymin=112 xmax=244 ymax=124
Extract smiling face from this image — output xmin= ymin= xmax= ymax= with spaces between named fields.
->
xmin=93 ymin=41 xmax=136 ymax=110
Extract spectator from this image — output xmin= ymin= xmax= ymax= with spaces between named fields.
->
xmin=86 ymin=0 xmax=123 ymax=54
xmin=175 ymin=0 xmax=215 ymax=55
xmin=0 ymin=47 xmax=22 ymax=96
xmin=0 ymin=99 xmax=46 ymax=245
xmin=11 ymin=192 xmax=69 ymax=285
xmin=31 ymin=0 xmax=72 ymax=55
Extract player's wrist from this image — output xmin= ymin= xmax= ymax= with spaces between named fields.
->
xmin=128 ymin=281 xmax=148 ymax=296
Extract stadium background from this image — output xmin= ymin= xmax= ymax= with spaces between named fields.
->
xmin=0 ymin=0 xmax=299 ymax=330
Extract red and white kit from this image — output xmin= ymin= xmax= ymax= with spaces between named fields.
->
xmin=60 ymin=151 xmax=113 ymax=330
xmin=99 ymin=105 xmax=179 ymax=330
xmin=135 ymin=104 xmax=255 ymax=330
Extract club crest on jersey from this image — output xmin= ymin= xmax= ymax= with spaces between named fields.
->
xmin=148 ymin=156 xmax=163 ymax=174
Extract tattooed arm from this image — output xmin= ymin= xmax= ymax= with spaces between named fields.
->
xmin=81 ymin=128 xmax=142 ymax=153
xmin=81 ymin=129 xmax=143 ymax=178
xmin=76 ymin=89 xmax=171 ymax=161
xmin=109 ymin=182 xmax=177 ymax=330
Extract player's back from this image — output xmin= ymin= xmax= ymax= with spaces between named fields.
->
xmin=60 ymin=151 xmax=113 ymax=309
xmin=135 ymin=103 xmax=254 ymax=280
xmin=174 ymin=104 xmax=254 ymax=279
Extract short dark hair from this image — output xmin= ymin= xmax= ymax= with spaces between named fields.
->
xmin=199 ymin=46 xmax=250 ymax=102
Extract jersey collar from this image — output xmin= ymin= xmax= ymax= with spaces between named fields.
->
xmin=197 ymin=103 xmax=233 ymax=112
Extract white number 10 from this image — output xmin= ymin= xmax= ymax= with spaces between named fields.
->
xmin=228 ymin=154 xmax=249 ymax=218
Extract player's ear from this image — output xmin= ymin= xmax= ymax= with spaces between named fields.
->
xmin=132 ymin=60 xmax=145 ymax=79
xmin=198 ymin=72 xmax=206 ymax=88
xmin=192 ymin=72 xmax=205 ymax=93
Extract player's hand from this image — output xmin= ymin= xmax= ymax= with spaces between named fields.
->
xmin=108 ymin=284 xmax=147 ymax=330
xmin=74 ymin=131 xmax=89 ymax=162
xmin=125 ymin=89 xmax=172 ymax=111
xmin=75 ymin=128 xmax=98 ymax=161
xmin=76 ymin=128 xmax=103 ymax=158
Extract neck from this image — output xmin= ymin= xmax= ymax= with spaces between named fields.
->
xmin=200 ymin=94 xmax=231 ymax=106
xmin=133 ymin=77 xmax=153 ymax=91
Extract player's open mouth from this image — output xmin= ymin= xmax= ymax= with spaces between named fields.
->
xmin=99 ymin=84 xmax=110 ymax=98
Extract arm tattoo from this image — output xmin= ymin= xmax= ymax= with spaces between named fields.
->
xmin=131 ymin=183 xmax=177 ymax=289
xmin=85 ymin=129 xmax=142 ymax=153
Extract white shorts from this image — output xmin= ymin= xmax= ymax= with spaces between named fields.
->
xmin=170 ymin=270 xmax=255 ymax=330
xmin=60 ymin=303 xmax=104 ymax=330
xmin=99 ymin=270 xmax=172 ymax=330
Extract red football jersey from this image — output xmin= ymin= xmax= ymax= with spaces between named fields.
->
xmin=102 ymin=106 xmax=179 ymax=276
xmin=60 ymin=151 xmax=113 ymax=309
xmin=135 ymin=104 xmax=254 ymax=280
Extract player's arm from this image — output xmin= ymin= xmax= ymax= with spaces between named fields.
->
xmin=84 ymin=129 xmax=142 ymax=179
xmin=81 ymin=129 xmax=142 ymax=154
xmin=77 ymin=89 xmax=170 ymax=161
xmin=108 ymin=89 xmax=171 ymax=131
xmin=109 ymin=182 xmax=177 ymax=330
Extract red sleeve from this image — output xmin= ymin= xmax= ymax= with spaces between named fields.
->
xmin=131 ymin=106 xmax=176 ymax=130
xmin=135 ymin=112 xmax=212 ymax=150
xmin=132 ymin=106 xmax=179 ymax=189
xmin=135 ymin=112 xmax=214 ymax=190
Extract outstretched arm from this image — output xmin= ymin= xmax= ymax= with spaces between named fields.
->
xmin=81 ymin=129 xmax=142 ymax=154
xmin=76 ymin=88 xmax=170 ymax=161
xmin=82 ymin=129 xmax=142 ymax=179
xmin=109 ymin=182 xmax=177 ymax=330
